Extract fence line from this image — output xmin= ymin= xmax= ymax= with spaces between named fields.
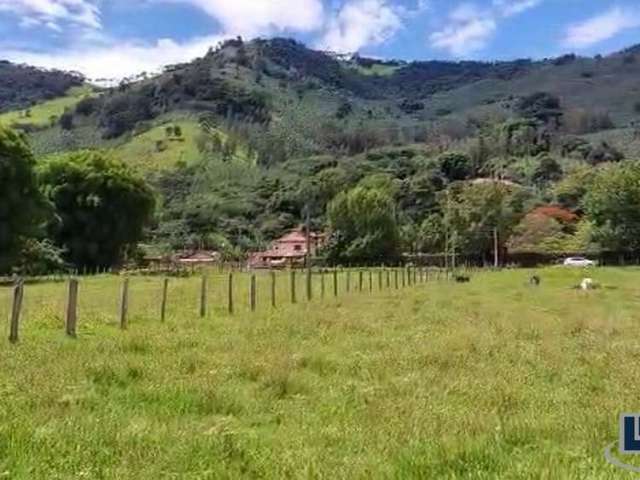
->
xmin=4 ymin=267 xmax=452 ymax=343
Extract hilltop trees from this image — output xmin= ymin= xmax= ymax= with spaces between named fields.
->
xmin=39 ymin=151 xmax=155 ymax=270
xmin=0 ymin=126 xmax=49 ymax=273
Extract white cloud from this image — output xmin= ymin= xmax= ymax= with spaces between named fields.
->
xmin=318 ymin=0 xmax=404 ymax=53
xmin=158 ymin=0 xmax=325 ymax=37
xmin=563 ymin=7 xmax=640 ymax=49
xmin=430 ymin=3 xmax=495 ymax=56
xmin=2 ymin=34 xmax=226 ymax=82
xmin=0 ymin=0 xmax=100 ymax=29
xmin=493 ymin=0 xmax=541 ymax=18
xmin=430 ymin=0 xmax=541 ymax=56
xmin=2 ymin=0 xmax=421 ymax=81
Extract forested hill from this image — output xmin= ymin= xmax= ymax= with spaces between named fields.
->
xmin=4 ymin=38 xmax=640 ymax=266
xmin=4 ymin=38 xmax=640 ymax=150
xmin=0 ymin=61 xmax=84 ymax=113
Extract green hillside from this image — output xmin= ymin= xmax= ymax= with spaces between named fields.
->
xmin=5 ymin=37 xmax=640 ymax=257
xmin=0 ymin=85 xmax=97 ymax=129
xmin=110 ymin=119 xmax=202 ymax=172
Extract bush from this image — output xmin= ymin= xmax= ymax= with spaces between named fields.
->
xmin=75 ymin=96 xmax=99 ymax=116
xmin=59 ymin=111 xmax=74 ymax=130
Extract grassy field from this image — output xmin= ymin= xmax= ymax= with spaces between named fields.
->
xmin=1 ymin=267 xmax=639 ymax=478
xmin=111 ymin=120 xmax=203 ymax=172
xmin=0 ymin=86 xmax=96 ymax=128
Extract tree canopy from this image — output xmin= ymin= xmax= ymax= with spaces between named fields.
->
xmin=39 ymin=151 xmax=156 ymax=270
xmin=0 ymin=125 xmax=49 ymax=273
xmin=583 ymin=162 xmax=640 ymax=251
xmin=326 ymin=185 xmax=400 ymax=265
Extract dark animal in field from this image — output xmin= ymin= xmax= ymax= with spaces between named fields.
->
xmin=455 ymin=275 xmax=470 ymax=283
xmin=529 ymin=275 xmax=541 ymax=286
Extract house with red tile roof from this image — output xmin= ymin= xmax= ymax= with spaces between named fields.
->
xmin=249 ymin=228 xmax=325 ymax=269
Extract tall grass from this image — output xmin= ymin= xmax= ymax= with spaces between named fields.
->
xmin=1 ymin=267 xmax=638 ymax=478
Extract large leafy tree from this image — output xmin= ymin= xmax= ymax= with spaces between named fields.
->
xmin=39 ymin=151 xmax=155 ymax=269
xmin=444 ymin=181 xmax=529 ymax=258
xmin=0 ymin=126 xmax=49 ymax=273
xmin=583 ymin=162 xmax=640 ymax=251
xmin=326 ymin=185 xmax=400 ymax=264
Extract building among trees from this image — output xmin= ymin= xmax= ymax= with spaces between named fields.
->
xmin=249 ymin=228 xmax=325 ymax=268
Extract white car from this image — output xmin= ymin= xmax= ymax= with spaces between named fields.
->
xmin=563 ymin=257 xmax=596 ymax=267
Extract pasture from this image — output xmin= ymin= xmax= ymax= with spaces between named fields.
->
xmin=1 ymin=267 xmax=639 ymax=479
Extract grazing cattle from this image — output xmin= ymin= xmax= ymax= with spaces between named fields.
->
xmin=529 ymin=275 xmax=541 ymax=286
xmin=455 ymin=275 xmax=470 ymax=283
xmin=580 ymin=278 xmax=595 ymax=290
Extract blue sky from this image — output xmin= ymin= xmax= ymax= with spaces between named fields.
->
xmin=1 ymin=0 xmax=639 ymax=80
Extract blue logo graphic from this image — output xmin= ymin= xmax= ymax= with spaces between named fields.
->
xmin=621 ymin=414 xmax=640 ymax=454
xmin=604 ymin=414 xmax=640 ymax=473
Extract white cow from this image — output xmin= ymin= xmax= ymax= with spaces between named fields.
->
xmin=580 ymin=278 xmax=595 ymax=290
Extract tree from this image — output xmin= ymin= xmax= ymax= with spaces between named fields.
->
xmin=0 ymin=126 xmax=49 ymax=273
xmin=326 ymin=186 xmax=400 ymax=264
xmin=437 ymin=152 xmax=472 ymax=182
xmin=418 ymin=214 xmax=445 ymax=253
xmin=553 ymin=164 xmax=596 ymax=211
xmin=507 ymin=213 xmax=565 ymax=253
xmin=583 ymin=162 xmax=640 ymax=251
xmin=516 ymin=92 xmax=562 ymax=125
xmin=59 ymin=110 xmax=74 ymax=130
xmin=38 ymin=151 xmax=156 ymax=270
xmin=532 ymin=155 xmax=563 ymax=186
xmin=443 ymin=181 xmax=529 ymax=259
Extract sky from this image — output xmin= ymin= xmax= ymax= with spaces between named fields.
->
xmin=1 ymin=0 xmax=640 ymax=80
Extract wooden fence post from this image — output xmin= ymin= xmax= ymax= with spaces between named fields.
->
xmin=395 ymin=269 xmax=399 ymax=289
xmin=346 ymin=271 xmax=351 ymax=293
xmin=333 ymin=269 xmax=338 ymax=297
xmin=402 ymin=268 xmax=406 ymax=288
xmin=369 ymin=271 xmax=373 ymax=292
xmin=378 ymin=270 xmax=383 ymax=291
xmin=271 ymin=271 xmax=276 ymax=308
xmin=228 ymin=273 xmax=234 ymax=315
xmin=306 ymin=268 xmax=312 ymax=301
xmin=359 ymin=271 xmax=363 ymax=292
xmin=413 ymin=267 xmax=417 ymax=285
xmin=291 ymin=270 xmax=297 ymax=304
xmin=160 ymin=278 xmax=169 ymax=322
xmin=65 ymin=278 xmax=79 ymax=338
xmin=8 ymin=280 xmax=24 ymax=344
xmin=386 ymin=269 xmax=390 ymax=289
xmin=320 ymin=269 xmax=325 ymax=299
xmin=250 ymin=274 xmax=256 ymax=312
xmin=119 ymin=277 xmax=129 ymax=330
xmin=200 ymin=275 xmax=207 ymax=318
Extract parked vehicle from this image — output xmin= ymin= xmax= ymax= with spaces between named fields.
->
xmin=563 ymin=257 xmax=596 ymax=267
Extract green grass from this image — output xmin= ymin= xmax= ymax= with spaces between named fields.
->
xmin=110 ymin=120 xmax=203 ymax=171
xmin=109 ymin=118 xmax=257 ymax=172
xmin=0 ymin=86 xmax=96 ymax=128
xmin=1 ymin=267 xmax=639 ymax=478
